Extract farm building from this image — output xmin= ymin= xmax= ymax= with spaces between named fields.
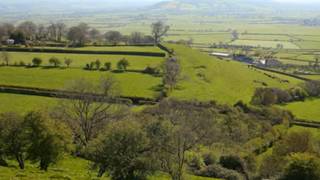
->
xmin=210 ymin=52 xmax=231 ymax=58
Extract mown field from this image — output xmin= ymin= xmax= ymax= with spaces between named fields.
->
xmin=166 ymin=44 xmax=303 ymax=104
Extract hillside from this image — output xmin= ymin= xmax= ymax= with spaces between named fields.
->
xmin=167 ymin=44 xmax=303 ymax=104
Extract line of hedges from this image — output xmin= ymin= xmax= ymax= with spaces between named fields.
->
xmin=291 ymin=120 xmax=320 ymax=129
xmin=0 ymin=85 xmax=158 ymax=105
xmin=0 ymin=47 xmax=166 ymax=57
xmin=252 ymin=65 xmax=311 ymax=81
xmin=157 ymin=44 xmax=173 ymax=55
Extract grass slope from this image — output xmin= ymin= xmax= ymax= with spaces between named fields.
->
xmin=281 ymin=98 xmax=320 ymax=121
xmin=0 ymin=93 xmax=57 ymax=113
xmin=167 ymin=44 xmax=302 ymax=104
xmin=0 ymin=67 xmax=162 ymax=98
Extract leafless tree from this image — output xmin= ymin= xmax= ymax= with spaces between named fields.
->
xmin=151 ymin=21 xmax=170 ymax=45
xmin=67 ymin=23 xmax=89 ymax=46
xmin=52 ymin=76 xmax=127 ymax=147
xmin=56 ymin=22 xmax=66 ymax=42
xmin=17 ymin=21 xmax=37 ymax=40
xmin=89 ymin=28 xmax=101 ymax=43
xmin=1 ymin=50 xmax=10 ymax=66
xmin=143 ymin=99 xmax=218 ymax=180
xmin=104 ymin=31 xmax=122 ymax=45
xmin=163 ymin=57 xmax=180 ymax=92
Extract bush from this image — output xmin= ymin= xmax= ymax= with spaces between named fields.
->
xmin=49 ymin=57 xmax=61 ymax=67
xmin=117 ymin=58 xmax=129 ymax=71
xmin=281 ymin=153 xmax=320 ymax=180
xmin=196 ymin=164 xmax=244 ymax=180
xmin=143 ymin=66 xmax=161 ymax=75
xmin=103 ymin=62 xmax=111 ymax=71
xmin=32 ymin=57 xmax=42 ymax=67
xmin=186 ymin=152 xmax=205 ymax=171
xmin=202 ymin=151 xmax=217 ymax=166
xmin=220 ymin=155 xmax=247 ymax=174
xmin=88 ymin=120 xmax=152 ymax=179
xmin=302 ymin=80 xmax=320 ymax=97
xmin=19 ymin=61 xmax=26 ymax=67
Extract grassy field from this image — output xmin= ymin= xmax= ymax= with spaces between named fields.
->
xmin=230 ymin=39 xmax=299 ymax=49
xmin=0 ymin=67 xmax=162 ymax=98
xmin=166 ymin=44 xmax=302 ymax=104
xmin=0 ymin=156 xmax=218 ymax=180
xmin=280 ymin=98 xmax=320 ymax=121
xmin=0 ymin=93 xmax=57 ymax=113
xmin=7 ymin=52 xmax=164 ymax=69
xmin=31 ymin=46 xmax=164 ymax=53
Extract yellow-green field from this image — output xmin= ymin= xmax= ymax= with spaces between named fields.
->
xmin=281 ymin=98 xmax=320 ymax=121
xmin=167 ymin=44 xmax=302 ymax=104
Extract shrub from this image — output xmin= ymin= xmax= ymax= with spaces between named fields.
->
xmin=143 ymin=66 xmax=161 ymax=75
xmin=220 ymin=155 xmax=247 ymax=174
xmin=281 ymin=153 xmax=320 ymax=180
xmin=186 ymin=152 xmax=205 ymax=171
xmin=95 ymin=59 xmax=101 ymax=70
xmin=117 ymin=58 xmax=129 ymax=71
xmin=103 ymin=62 xmax=111 ymax=71
xmin=88 ymin=120 xmax=152 ymax=179
xmin=302 ymin=80 xmax=320 ymax=97
xmin=196 ymin=164 xmax=244 ymax=180
xmin=49 ymin=57 xmax=61 ymax=67
xmin=19 ymin=61 xmax=26 ymax=67
xmin=32 ymin=57 xmax=42 ymax=67
xmin=202 ymin=151 xmax=217 ymax=166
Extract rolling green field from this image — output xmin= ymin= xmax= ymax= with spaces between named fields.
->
xmin=167 ymin=44 xmax=303 ymax=104
xmin=281 ymin=98 xmax=320 ymax=121
xmin=0 ymin=67 xmax=162 ymax=98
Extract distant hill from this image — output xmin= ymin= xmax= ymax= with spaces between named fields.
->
xmin=149 ymin=0 xmax=320 ymax=16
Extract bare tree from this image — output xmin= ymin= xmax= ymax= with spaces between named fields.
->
xmin=1 ymin=50 xmax=10 ymax=66
xmin=56 ymin=22 xmax=66 ymax=42
xmin=143 ymin=99 xmax=218 ymax=180
xmin=104 ymin=31 xmax=122 ymax=45
xmin=52 ymin=76 xmax=127 ymax=148
xmin=231 ymin=30 xmax=239 ymax=41
xmin=163 ymin=57 xmax=180 ymax=92
xmin=0 ymin=23 xmax=15 ymax=42
xmin=17 ymin=21 xmax=37 ymax=40
xmin=89 ymin=28 xmax=101 ymax=43
xmin=47 ymin=23 xmax=57 ymax=41
xmin=151 ymin=21 xmax=170 ymax=45
xmin=67 ymin=23 xmax=89 ymax=46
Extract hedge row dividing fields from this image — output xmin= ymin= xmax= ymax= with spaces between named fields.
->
xmin=0 ymin=47 xmax=166 ymax=57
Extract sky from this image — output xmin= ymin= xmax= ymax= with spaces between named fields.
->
xmin=274 ymin=0 xmax=319 ymax=3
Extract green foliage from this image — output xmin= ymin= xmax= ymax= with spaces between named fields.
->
xmin=32 ymin=57 xmax=42 ymax=67
xmin=117 ymin=58 xmax=130 ymax=71
xmin=104 ymin=62 xmax=112 ymax=71
xmin=281 ymin=153 xmax=320 ymax=180
xmin=24 ymin=111 xmax=72 ymax=171
xmin=88 ymin=120 xmax=152 ymax=179
xmin=48 ymin=57 xmax=61 ymax=67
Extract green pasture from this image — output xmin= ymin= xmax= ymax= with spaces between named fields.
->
xmin=0 ymin=155 xmax=218 ymax=180
xmin=166 ymin=44 xmax=302 ymax=104
xmin=281 ymin=98 xmax=320 ymax=121
xmin=6 ymin=52 xmax=164 ymax=69
xmin=0 ymin=93 xmax=57 ymax=113
xmin=32 ymin=46 xmax=164 ymax=53
xmin=0 ymin=67 xmax=162 ymax=98
xmin=230 ymin=40 xmax=299 ymax=49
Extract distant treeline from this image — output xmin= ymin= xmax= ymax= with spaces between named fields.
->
xmin=0 ymin=21 xmax=170 ymax=47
